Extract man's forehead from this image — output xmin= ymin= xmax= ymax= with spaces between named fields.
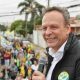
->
xmin=42 ymin=11 xmax=65 ymax=26
xmin=42 ymin=11 xmax=64 ymax=21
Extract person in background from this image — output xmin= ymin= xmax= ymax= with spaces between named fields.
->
xmin=0 ymin=65 xmax=5 ymax=80
xmin=30 ymin=55 xmax=37 ymax=64
xmin=32 ymin=6 xmax=80 ymax=80
xmin=31 ymin=59 xmax=39 ymax=71
xmin=18 ymin=62 xmax=28 ymax=79
xmin=15 ymin=74 xmax=24 ymax=80
xmin=3 ymin=49 xmax=11 ymax=68
xmin=8 ymin=62 xmax=18 ymax=80
xmin=0 ymin=48 xmax=5 ymax=65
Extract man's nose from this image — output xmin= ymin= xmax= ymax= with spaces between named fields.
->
xmin=45 ymin=27 xmax=52 ymax=35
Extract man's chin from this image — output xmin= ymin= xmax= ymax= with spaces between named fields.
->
xmin=47 ymin=43 xmax=56 ymax=47
xmin=47 ymin=44 xmax=54 ymax=47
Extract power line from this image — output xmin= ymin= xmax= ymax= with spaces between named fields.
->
xmin=0 ymin=12 xmax=20 ymax=15
xmin=0 ymin=13 xmax=24 ymax=17
xmin=54 ymin=0 xmax=80 ymax=9
xmin=67 ymin=3 xmax=80 ymax=8
xmin=55 ymin=0 xmax=79 ymax=5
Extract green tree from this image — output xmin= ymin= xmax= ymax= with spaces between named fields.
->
xmin=18 ymin=0 xmax=45 ymax=30
xmin=0 ymin=24 xmax=7 ymax=31
xmin=27 ymin=21 xmax=34 ymax=34
xmin=35 ymin=15 xmax=42 ymax=25
xmin=10 ymin=20 xmax=27 ymax=37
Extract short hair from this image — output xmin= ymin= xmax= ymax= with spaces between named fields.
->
xmin=43 ymin=6 xmax=70 ymax=25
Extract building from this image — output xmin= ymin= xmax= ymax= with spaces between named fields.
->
xmin=70 ymin=17 xmax=80 ymax=39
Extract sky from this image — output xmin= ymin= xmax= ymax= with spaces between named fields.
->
xmin=0 ymin=0 xmax=80 ymax=25
xmin=0 ymin=0 xmax=24 ymax=24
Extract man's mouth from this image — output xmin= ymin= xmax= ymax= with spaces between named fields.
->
xmin=46 ymin=37 xmax=56 ymax=42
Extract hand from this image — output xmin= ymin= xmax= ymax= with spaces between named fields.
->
xmin=32 ymin=71 xmax=46 ymax=80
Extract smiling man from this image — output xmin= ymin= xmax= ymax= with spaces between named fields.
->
xmin=32 ymin=6 xmax=80 ymax=80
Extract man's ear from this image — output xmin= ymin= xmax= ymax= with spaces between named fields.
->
xmin=66 ymin=25 xmax=71 ymax=35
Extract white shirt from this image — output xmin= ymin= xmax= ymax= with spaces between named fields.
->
xmin=31 ymin=64 xmax=39 ymax=71
xmin=46 ymin=41 xmax=67 ymax=80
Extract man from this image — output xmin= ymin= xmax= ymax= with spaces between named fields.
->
xmin=32 ymin=6 xmax=80 ymax=80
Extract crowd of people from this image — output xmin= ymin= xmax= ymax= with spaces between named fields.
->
xmin=0 ymin=39 xmax=42 ymax=80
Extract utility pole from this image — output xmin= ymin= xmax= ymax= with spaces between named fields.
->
xmin=47 ymin=0 xmax=50 ymax=8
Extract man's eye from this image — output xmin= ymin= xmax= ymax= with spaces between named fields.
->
xmin=50 ymin=25 xmax=58 ymax=29
xmin=42 ymin=27 xmax=47 ymax=31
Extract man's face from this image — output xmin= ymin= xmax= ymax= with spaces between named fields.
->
xmin=42 ymin=11 xmax=70 ymax=51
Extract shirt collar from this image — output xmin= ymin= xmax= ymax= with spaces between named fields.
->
xmin=49 ymin=41 xmax=67 ymax=61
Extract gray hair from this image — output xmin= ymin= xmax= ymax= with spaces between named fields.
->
xmin=43 ymin=6 xmax=70 ymax=25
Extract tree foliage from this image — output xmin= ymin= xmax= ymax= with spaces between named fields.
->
xmin=18 ymin=0 xmax=44 ymax=19
xmin=27 ymin=21 xmax=34 ymax=34
xmin=10 ymin=20 xmax=27 ymax=37
xmin=18 ymin=0 xmax=45 ymax=30
xmin=10 ymin=20 xmax=34 ymax=37
xmin=0 ymin=24 xmax=7 ymax=31
xmin=35 ymin=15 xmax=42 ymax=25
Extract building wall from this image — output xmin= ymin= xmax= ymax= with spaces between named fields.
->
xmin=33 ymin=30 xmax=47 ymax=48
